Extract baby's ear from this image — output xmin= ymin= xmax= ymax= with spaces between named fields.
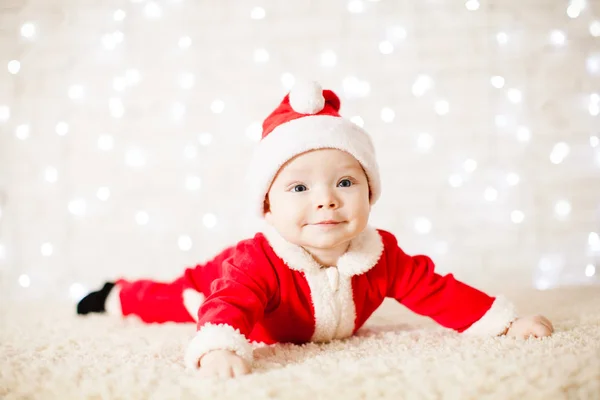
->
xmin=264 ymin=199 xmax=274 ymax=225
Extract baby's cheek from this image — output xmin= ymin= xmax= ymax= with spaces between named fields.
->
xmin=356 ymin=200 xmax=371 ymax=220
xmin=277 ymin=203 xmax=305 ymax=229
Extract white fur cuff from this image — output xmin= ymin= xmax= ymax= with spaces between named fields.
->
xmin=105 ymin=284 xmax=122 ymax=316
xmin=184 ymin=323 xmax=254 ymax=369
xmin=462 ymin=295 xmax=518 ymax=336
xmin=182 ymin=289 xmax=205 ymax=322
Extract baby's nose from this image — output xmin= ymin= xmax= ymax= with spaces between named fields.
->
xmin=317 ymin=201 xmax=337 ymax=209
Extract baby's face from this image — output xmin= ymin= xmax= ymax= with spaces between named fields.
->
xmin=265 ymin=148 xmax=371 ymax=251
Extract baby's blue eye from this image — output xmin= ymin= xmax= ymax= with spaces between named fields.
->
xmin=338 ymin=179 xmax=352 ymax=187
xmin=292 ymin=184 xmax=307 ymax=192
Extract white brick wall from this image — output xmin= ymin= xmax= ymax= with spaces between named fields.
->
xmin=0 ymin=0 xmax=599 ymax=300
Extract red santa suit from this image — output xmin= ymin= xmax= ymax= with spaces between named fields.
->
xmin=105 ymin=81 xmax=518 ymax=369
xmin=106 ymin=225 xmax=517 ymax=369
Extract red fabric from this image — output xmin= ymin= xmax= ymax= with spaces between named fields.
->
xmin=116 ymin=230 xmax=495 ymax=343
xmin=116 ymin=277 xmax=195 ymax=323
xmin=378 ymin=230 xmax=495 ymax=332
xmin=116 ymin=245 xmax=237 ymax=323
xmin=261 ymin=90 xmax=342 ymax=138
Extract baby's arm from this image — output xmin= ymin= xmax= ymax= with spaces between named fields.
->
xmin=184 ymin=244 xmax=279 ymax=378
xmin=381 ymin=231 xmax=553 ymax=338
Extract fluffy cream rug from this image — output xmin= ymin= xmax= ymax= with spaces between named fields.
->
xmin=1 ymin=285 xmax=599 ymax=399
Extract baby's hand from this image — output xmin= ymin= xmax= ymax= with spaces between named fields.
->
xmin=197 ymin=349 xmax=251 ymax=379
xmin=504 ymin=315 xmax=554 ymax=338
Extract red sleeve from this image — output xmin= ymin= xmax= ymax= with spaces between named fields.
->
xmin=195 ymin=253 xmax=277 ymax=336
xmin=381 ymin=230 xmax=514 ymax=333
xmin=183 ymin=238 xmax=279 ymax=368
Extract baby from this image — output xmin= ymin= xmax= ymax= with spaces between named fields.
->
xmin=77 ymin=81 xmax=554 ymax=378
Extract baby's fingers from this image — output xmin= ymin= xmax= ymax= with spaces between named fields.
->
xmin=536 ymin=316 xmax=554 ymax=333
xmin=530 ymin=322 xmax=553 ymax=338
xmin=219 ymin=366 xmax=235 ymax=379
xmin=231 ymin=361 xmax=251 ymax=377
xmin=197 ymin=364 xmax=231 ymax=379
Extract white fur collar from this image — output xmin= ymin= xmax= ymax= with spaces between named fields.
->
xmin=261 ymin=224 xmax=384 ymax=276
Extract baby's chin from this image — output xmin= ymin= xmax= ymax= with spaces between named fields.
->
xmin=299 ymin=227 xmax=355 ymax=249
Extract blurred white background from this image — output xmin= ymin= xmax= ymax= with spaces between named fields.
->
xmin=0 ymin=0 xmax=599 ymax=302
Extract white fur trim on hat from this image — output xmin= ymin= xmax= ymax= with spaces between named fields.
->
xmin=246 ymin=114 xmax=381 ymax=218
xmin=289 ymin=81 xmax=325 ymax=114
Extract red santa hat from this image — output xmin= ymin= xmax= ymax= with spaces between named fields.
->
xmin=246 ymin=81 xmax=381 ymax=218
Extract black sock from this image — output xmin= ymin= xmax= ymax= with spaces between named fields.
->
xmin=76 ymin=282 xmax=115 ymax=315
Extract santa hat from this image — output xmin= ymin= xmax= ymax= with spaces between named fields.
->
xmin=246 ymin=81 xmax=381 ymax=218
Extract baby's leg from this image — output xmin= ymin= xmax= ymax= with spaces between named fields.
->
xmin=107 ymin=272 xmax=204 ymax=323
xmin=77 ymin=244 xmax=237 ymax=323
